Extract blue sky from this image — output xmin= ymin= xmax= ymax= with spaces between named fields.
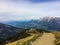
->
xmin=0 ymin=0 xmax=60 ymax=21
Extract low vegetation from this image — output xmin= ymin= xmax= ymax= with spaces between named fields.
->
xmin=1 ymin=28 xmax=60 ymax=45
xmin=5 ymin=28 xmax=43 ymax=45
xmin=52 ymin=31 xmax=60 ymax=45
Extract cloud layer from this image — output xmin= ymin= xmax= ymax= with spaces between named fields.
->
xmin=0 ymin=0 xmax=60 ymax=21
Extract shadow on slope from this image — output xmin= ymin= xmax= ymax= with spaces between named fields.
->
xmin=0 ymin=32 xmax=31 ymax=45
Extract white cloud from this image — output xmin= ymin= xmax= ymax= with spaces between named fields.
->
xmin=0 ymin=1 xmax=60 ymax=21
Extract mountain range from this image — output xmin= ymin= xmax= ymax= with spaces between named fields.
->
xmin=0 ymin=16 xmax=60 ymax=44
xmin=2 ymin=16 xmax=60 ymax=31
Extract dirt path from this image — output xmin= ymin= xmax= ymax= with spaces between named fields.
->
xmin=31 ymin=33 xmax=56 ymax=45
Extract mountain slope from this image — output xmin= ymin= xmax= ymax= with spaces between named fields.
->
xmin=0 ymin=23 xmax=26 ymax=43
xmin=40 ymin=17 xmax=60 ymax=30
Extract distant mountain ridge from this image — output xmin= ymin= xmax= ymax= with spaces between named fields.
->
xmin=39 ymin=17 xmax=60 ymax=30
xmin=1 ymin=16 xmax=60 ymax=31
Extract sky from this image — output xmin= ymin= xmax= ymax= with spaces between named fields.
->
xmin=0 ymin=0 xmax=60 ymax=21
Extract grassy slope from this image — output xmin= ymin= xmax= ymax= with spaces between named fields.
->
xmin=5 ymin=29 xmax=43 ymax=45
xmin=5 ymin=29 xmax=60 ymax=45
xmin=5 ymin=35 xmax=34 ymax=45
xmin=52 ymin=31 xmax=60 ymax=45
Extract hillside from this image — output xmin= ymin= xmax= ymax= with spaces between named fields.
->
xmin=0 ymin=23 xmax=26 ymax=45
xmin=4 ymin=30 xmax=60 ymax=45
xmin=0 ymin=27 xmax=43 ymax=45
